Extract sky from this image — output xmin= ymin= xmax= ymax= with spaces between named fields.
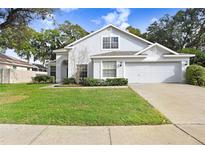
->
xmin=5 ymin=8 xmax=182 ymax=64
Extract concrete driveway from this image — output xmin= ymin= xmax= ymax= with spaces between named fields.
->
xmin=130 ymin=83 xmax=205 ymax=144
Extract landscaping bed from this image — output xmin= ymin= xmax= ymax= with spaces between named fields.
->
xmin=62 ymin=77 xmax=128 ymax=87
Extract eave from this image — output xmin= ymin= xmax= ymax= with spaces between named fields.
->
xmin=90 ymin=55 xmax=147 ymax=59
xmin=53 ymin=48 xmax=72 ymax=53
xmin=163 ymin=54 xmax=195 ymax=58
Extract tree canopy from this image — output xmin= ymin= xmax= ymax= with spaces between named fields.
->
xmin=0 ymin=8 xmax=54 ymax=29
xmin=126 ymin=26 xmax=141 ymax=36
xmin=32 ymin=21 xmax=89 ymax=63
xmin=0 ymin=13 xmax=89 ymax=63
xmin=179 ymin=48 xmax=205 ymax=67
xmin=144 ymin=9 xmax=205 ymax=51
xmin=1 ymin=8 xmax=205 ymax=64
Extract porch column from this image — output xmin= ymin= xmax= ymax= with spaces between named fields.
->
xmin=67 ymin=51 xmax=72 ymax=78
xmin=56 ymin=54 xmax=62 ymax=83
xmin=54 ymin=48 xmax=71 ymax=82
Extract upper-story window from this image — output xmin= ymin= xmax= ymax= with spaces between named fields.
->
xmin=102 ymin=37 xmax=119 ymax=49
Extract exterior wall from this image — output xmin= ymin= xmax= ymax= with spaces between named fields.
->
xmin=93 ymin=57 xmax=190 ymax=82
xmin=65 ymin=27 xmax=150 ymax=80
xmin=0 ymin=63 xmax=11 ymax=69
xmin=0 ymin=63 xmax=30 ymax=70
xmin=0 ymin=69 xmax=47 ymax=84
xmin=55 ymin=27 xmax=192 ymax=83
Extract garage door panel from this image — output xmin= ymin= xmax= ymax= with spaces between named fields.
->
xmin=125 ymin=62 xmax=182 ymax=83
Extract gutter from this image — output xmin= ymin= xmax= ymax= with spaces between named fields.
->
xmin=53 ymin=48 xmax=73 ymax=53
xmin=163 ymin=54 xmax=195 ymax=58
xmin=90 ymin=55 xmax=147 ymax=59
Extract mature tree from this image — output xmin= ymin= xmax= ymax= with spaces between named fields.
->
xmin=0 ymin=26 xmax=38 ymax=61
xmin=33 ymin=21 xmax=89 ymax=63
xmin=58 ymin=21 xmax=89 ymax=45
xmin=144 ymin=9 xmax=205 ymax=51
xmin=126 ymin=26 xmax=141 ymax=36
xmin=33 ymin=29 xmax=63 ymax=63
xmin=0 ymin=8 xmax=54 ymax=29
xmin=0 ymin=8 xmax=55 ymax=61
xmin=179 ymin=48 xmax=205 ymax=67
xmin=172 ymin=9 xmax=205 ymax=49
xmin=143 ymin=15 xmax=175 ymax=49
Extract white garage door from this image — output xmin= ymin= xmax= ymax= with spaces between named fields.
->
xmin=125 ymin=62 xmax=182 ymax=83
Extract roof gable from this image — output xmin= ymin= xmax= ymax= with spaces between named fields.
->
xmin=136 ymin=43 xmax=179 ymax=55
xmin=65 ymin=24 xmax=153 ymax=48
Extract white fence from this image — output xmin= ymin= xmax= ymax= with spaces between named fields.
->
xmin=0 ymin=69 xmax=47 ymax=84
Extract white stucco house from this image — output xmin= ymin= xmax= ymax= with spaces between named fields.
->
xmin=48 ymin=24 xmax=195 ymax=83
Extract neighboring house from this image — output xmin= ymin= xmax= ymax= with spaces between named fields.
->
xmin=0 ymin=53 xmax=35 ymax=70
xmin=46 ymin=60 xmax=56 ymax=77
xmin=32 ymin=63 xmax=47 ymax=72
xmin=49 ymin=24 xmax=194 ymax=83
xmin=0 ymin=53 xmax=47 ymax=83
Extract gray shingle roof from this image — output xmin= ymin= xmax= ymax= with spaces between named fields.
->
xmin=0 ymin=53 xmax=34 ymax=67
xmin=92 ymin=51 xmax=139 ymax=57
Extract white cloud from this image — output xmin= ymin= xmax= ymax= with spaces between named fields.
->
xmin=102 ymin=8 xmax=131 ymax=29
xmin=91 ymin=19 xmax=101 ymax=25
xmin=120 ymin=22 xmax=130 ymax=30
xmin=91 ymin=8 xmax=131 ymax=30
xmin=151 ymin=17 xmax=158 ymax=23
xmin=60 ymin=8 xmax=78 ymax=13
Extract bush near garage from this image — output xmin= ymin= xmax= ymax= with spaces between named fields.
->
xmin=105 ymin=78 xmax=128 ymax=86
xmin=186 ymin=65 xmax=205 ymax=86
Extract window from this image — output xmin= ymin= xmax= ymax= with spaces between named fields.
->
xmin=13 ymin=66 xmax=17 ymax=69
xmin=102 ymin=37 xmax=119 ymax=49
xmin=50 ymin=66 xmax=56 ymax=77
xmin=77 ymin=64 xmax=87 ymax=78
xmin=103 ymin=61 xmax=116 ymax=77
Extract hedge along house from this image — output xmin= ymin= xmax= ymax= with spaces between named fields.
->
xmin=49 ymin=24 xmax=195 ymax=83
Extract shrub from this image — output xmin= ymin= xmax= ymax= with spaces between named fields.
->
xmin=33 ymin=75 xmax=55 ymax=83
xmin=81 ymin=78 xmax=103 ymax=86
xmin=63 ymin=77 xmax=76 ymax=84
xmin=186 ymin=65 xmax=205 ymax=86
xmin=81 ymin=78 xmax=128 ymax=86
xmin=105 ymin=78 xmax=128 ymax=86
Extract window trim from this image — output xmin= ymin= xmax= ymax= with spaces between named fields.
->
xmin=101 ymin=36 xmax=120 ymax=50
xmin=77 ymin=64 xmax=88 ymax=78
xmin=101 ymin=61 xmax=117 ymax=78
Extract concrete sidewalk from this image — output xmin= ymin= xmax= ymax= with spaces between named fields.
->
xmin=0 ymin=124 xmax=202 ymax=145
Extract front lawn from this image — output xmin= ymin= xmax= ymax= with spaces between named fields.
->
xmin=0 ymin=84 xmax=169 ymax=125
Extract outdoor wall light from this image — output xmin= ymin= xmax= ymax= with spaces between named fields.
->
xmin=119 ymin=62 xmax=122 ymax=67
xmin=182 ymin=60 xmax=188 ymax=66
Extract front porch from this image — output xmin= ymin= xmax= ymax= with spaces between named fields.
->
xmin=53 ymin=48 xmax=70 ymax=83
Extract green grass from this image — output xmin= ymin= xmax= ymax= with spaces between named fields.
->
xmin=0 ymin=84 xmax=169 ymax=125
